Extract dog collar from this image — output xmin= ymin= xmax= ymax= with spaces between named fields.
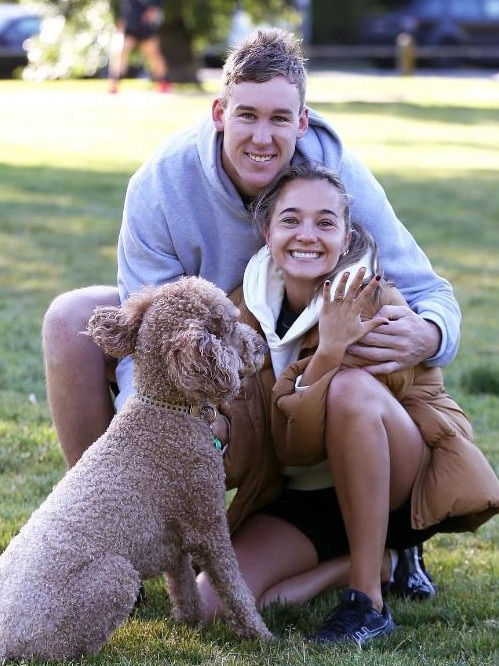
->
xmin=135 ymin=392 xmax=218 ymax=424
xmin=134 ymin=392 xmax=225 ymax=452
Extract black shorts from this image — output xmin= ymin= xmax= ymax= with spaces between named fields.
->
xmin=258 ymin=487 xmax=442 ymax=563
xmin=124 ymin=22 xmax=157 ymax=41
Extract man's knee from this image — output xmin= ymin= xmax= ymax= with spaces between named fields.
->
xmin=42 ymin=286 xmax=119 ymax=357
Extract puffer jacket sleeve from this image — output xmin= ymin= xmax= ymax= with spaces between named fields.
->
xmin=403 ymin=365 xmax=499 ymax=531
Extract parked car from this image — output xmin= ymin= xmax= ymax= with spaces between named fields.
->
xmin=360 ymin=0 xmax=499 ymax=67
xmin=0 ymin=4 xmax=41 ymax=77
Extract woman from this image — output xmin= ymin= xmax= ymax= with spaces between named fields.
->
xmin=198 ymin=163 xmax=499 ymax=646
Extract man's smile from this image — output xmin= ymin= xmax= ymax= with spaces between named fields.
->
xmin=246 ymin=153 xmax=274 ymax=163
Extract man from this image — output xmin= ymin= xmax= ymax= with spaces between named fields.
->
xmin=107 ymin=0 xmax=170 ymax=94
xmin=43 ymin=27 xmax=449 ymax=622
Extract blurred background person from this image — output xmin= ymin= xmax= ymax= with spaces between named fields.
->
xmin=108 ymin=0 xmax=170 ymax=93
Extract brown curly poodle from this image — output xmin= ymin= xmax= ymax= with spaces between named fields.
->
xmin=0 ymin=277 xmax=271 ymax=661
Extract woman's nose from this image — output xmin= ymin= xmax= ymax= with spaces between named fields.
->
xmin=296 ymin=221 xmax=318 ymax=241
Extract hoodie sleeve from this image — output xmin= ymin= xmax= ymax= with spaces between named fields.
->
xmin=298 ymin=111 xmax=461 ymax=367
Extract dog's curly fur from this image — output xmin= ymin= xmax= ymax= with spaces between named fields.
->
xmin=0 ymin=277 xmax=271 ymax=660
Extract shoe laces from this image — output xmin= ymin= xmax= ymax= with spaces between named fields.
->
xmin=323 ymin=598 xmax=368 ymax=633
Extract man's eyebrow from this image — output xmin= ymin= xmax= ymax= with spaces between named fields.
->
xmin=234 ymin=104 xmax=295 ymax=115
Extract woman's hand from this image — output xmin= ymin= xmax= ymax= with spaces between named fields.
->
xmin=319 ymin=268 xmax=388 ymax=352
xmin=302 ymin=268 xmax=388 ymax=385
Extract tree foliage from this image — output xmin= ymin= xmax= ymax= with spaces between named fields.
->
xmin=22 ymin=0 xmax=302 ymax=81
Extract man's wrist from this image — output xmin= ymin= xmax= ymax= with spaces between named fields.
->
xmin=423 ymin=318 xmax=442 ymax=361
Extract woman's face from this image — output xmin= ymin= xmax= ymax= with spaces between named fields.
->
xmin=265 ymin=178 xmax=350 ymax=290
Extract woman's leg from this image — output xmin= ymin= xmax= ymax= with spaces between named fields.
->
xmin=42 ymin=286 xmax=120 ymax=467
xmin=197 ymin=512 xmax=393 ymax=620
xmin=198 ymin=513 xmax=318 ymax=620
xmin=325 ymin=368 xmax=426 ymax=612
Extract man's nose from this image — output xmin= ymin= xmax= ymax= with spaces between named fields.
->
xmin=251 ymin=121 xmax=272 ymax=145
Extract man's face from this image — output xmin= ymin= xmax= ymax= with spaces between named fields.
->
xmin=212 ymin=76 xmax=309 ymax=199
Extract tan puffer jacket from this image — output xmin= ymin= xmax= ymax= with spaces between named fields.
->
xmin=224 ymin=284 xmax=499 ymax=535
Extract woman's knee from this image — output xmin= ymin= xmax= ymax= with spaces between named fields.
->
xmin=327 ymin=369 xmax=382 ymax=412
xmin=196 ymin=571 xmax=221 ymax=622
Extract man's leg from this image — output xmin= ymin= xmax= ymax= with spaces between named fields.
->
xmin=42 ymin=286 xmax=120 ymax=467
xmin=108 ymin=29 xmax=136 ymax=93
xmin=140 ymin=36 xmax=171 ymax=91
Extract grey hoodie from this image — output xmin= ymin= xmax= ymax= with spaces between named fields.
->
xmin=115 ymin=109 xmax=460 ymax=409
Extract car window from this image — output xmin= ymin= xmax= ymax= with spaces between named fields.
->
xmin=414 ymin=0 xmax=445 ymax=18
xmin=449 ymin=0 xmax=483 ymax=19
xmin=5 ymin=17 xmax=40 ymax=46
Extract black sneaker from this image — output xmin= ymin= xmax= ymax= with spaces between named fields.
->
xmin=307 ymin=588 xmax=395 ymax=647
xmin=390 ymin=544 xmax=437 ymax=600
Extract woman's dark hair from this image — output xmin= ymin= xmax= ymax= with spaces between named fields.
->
xmin=251 ymin=162 xmax=381 ymax=298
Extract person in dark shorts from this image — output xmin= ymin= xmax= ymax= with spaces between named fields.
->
xmin=196 ymin=163 xmax=499 ymax=647
xmin=108 ymin=0 xmax=170 ymax=93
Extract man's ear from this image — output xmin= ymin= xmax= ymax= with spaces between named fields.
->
xmin=212 ymin=98 xmax=225 ymax=132
xmin=296 ymin=106 xmax=309 ymax=139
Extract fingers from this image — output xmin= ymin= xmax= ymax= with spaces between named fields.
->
xmin=323 ymin=279 xmax=331 ymax=301
xmin=325 ymin=267 xmax=380 ymax=303
xmin=361 ymin=273 xmax=382 ymax=299
xmin=334 ymin=271 xmax=349 ymax=301
xmin=364 ymin=316 xmax=390 ymax=334
xmin=360 ymin=360 xmax=404 ymax=376
xmin=330 ymin=268 xmax=363 ymax=303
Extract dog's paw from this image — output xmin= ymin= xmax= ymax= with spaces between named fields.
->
xmin=171 ymin=607 xmax=203 ymax=626
xmin=235 ymin=616 xmax=273 ymax=641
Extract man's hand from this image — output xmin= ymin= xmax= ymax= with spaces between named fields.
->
xmin=347 ymin=305 xmax=441 ymax=375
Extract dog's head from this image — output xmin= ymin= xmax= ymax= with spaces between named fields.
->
xmin=87 ymin=277 xmax=267 ymax=404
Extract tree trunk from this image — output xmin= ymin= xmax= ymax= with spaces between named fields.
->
xmin=160 ymin=15 xmax=200 ymax=83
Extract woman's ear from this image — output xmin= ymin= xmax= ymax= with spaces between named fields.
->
xmin=342 ymin=230 xmax=352 ymax=255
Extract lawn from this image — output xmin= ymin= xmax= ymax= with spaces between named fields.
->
xmin=0 ymin=70 xmax=498 ymax=665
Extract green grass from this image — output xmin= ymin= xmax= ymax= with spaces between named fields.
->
xmin=0 ymin=71 xmax=498 ymax=665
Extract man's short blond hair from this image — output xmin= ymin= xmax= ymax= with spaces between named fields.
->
xmin=219 ymin=27 xmax=307 ymax=111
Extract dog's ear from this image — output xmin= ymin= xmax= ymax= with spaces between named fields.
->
xmin=167 ymin=326 xmax=241 ymax=400
xmin=236 ymin=323 xmax=268 ymax=376
xmin=87 ymin=288 xmax=155 ymax=358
